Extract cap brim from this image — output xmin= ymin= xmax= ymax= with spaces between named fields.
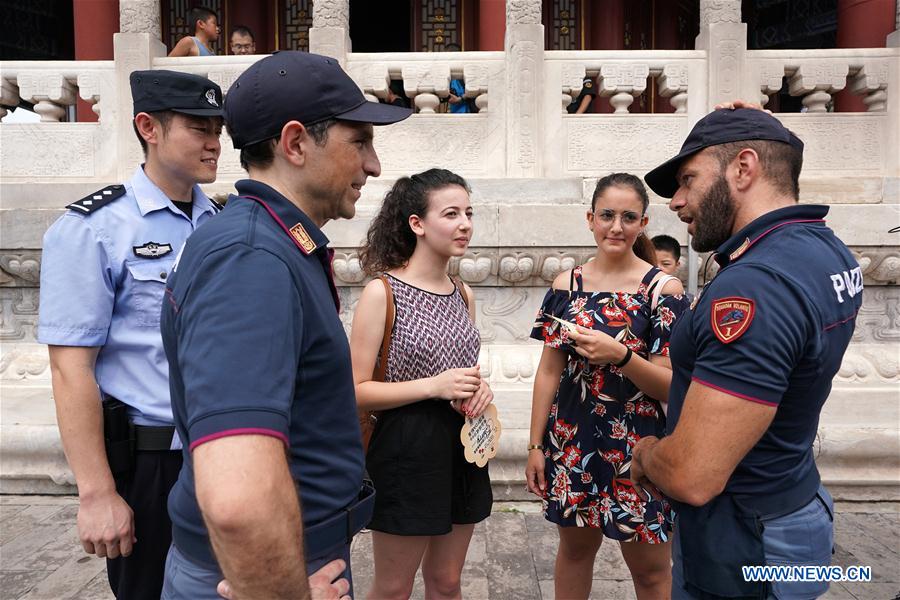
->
xmin=335 ymin=100 xmax=413 ymax=125
xmin=172 ymin=107 xmax=225 ymax=117
xmin=644 ymin=148 xmax=699 ymax=199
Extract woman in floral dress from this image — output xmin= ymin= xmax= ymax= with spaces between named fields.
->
xmin=526 ymin=173 xmax=690 ymax=600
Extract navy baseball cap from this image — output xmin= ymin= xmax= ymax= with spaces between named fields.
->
xmin=644 ymin=108 xmax=804 ymax=198
xmin=225 ymin=51 xmax=413 ymax=149
xmin=130 ymin=70 xmax=223 ymax=117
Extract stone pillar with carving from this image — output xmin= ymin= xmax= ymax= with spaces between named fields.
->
xmin=113 ymin=32 xmax=167 ymax=181
xmin=695 ymin=0 xmax=757 ymax=110
xmin=119 ymin=0 xmax=161 ymax=40
xmin=504 ymin=0 xmax=544 ymax=177
xmin=309 ymin=0 xmax=351 ymax=65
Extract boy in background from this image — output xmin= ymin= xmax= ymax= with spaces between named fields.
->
xmin=169 ymin=7 xmax=219 ymax=57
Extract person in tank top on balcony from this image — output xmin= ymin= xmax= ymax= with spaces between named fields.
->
xmin=350 ymin=168 xmax=494 ymax=600
xmin=168 ymin=7 xmax=219 ymax=57
xmin=526 ymin=173 xmax=690 ymax=600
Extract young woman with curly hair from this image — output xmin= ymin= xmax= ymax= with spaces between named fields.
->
xmin=350 ymin=168 xmax=493 ymax=600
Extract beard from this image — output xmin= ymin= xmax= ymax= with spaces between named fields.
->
xmin=690 ymin=174 xmax=737 ymax=252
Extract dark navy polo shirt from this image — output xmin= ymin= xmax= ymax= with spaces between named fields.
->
xmin=667 ymin=204 xmax=861 ymax=496
xmin=160 ymin=179 xmax=364 ymax=568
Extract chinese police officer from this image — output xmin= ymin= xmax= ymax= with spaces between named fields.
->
xmin=38 ymin=70 xmax=224 ymax=599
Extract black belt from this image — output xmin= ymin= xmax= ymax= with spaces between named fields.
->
xmin=134 ymin=425 xmax=177 ymax=451
xmin=304 ymin=480 xmax=375 ymax=561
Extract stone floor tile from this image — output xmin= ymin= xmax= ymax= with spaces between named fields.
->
xmin=820 ymin=582 xmax=858 ymax=599
xmin=0 ymin=570 xmax=53 ymax=599
xmin=19 ymin=553 xmax=106 ymax=600
xmin=838 ymin=582 xmax=900 ymax=600
xmin=76 ymin=572 xmax=115 ymax=600
xmin=0 ymin=505 xmax=68 ymax=545
xmin=833 ymin=514 xmax=900 ymax=583
xmin=0 ymin=505 xmax=28 ymax=524
xmin=485 ymin=513 xmax=541 ymax=600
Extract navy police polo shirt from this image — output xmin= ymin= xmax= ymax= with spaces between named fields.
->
xmin=667 ymin=204 xmax=861 ymax=496
xmin=160 ymin=179 xmax=364 ymax=568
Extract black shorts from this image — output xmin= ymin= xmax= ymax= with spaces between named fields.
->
xmin=366 ymin=400 xmax=492 ymax=536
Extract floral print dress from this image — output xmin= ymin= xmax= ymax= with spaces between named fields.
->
xmin=529 ymin=265 xmax=689 ymax=543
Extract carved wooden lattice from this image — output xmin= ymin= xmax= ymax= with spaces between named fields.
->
xmin=421 ymin=0 xmax=459 ymax=51
xmin=280 ymin=0 xmax=313 ymax=51
xmin=163 ymin=0 xmax=224 ymax=55
xmin=546 ymin=0 xmax=580 ymax=50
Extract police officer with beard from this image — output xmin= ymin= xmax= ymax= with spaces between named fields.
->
xmin=632 ymin=108 xmax=862 ymax=599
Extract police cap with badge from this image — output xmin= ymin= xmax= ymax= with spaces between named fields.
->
xmin=66 ymin=70 xmax=225 ymax=216
xmin=644 ymin=107 xmax=804 ymax=198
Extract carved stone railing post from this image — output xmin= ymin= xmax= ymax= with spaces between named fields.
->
xmin=113 ymin=32 xmax=167 ymax=180
xmin=402 ymin=64 xmax=450 ymax=114
xmin=16 ymin=72 xmax=76 ymax=122
xmin=560 ymin=64 xmax=586 ymax=113
xmin=599 ymin=64 xmax=649 ymax=113
xmin=464 ymin=64 xmax=490 ymax=113
xmin=757 ymin=63 xmax=785 ymax=107
xmin=850 ymin=61 xmax=889 ymax=112
xmin=347 ymin=63 xmax=391 ymax=103
xmin=658 ymin=64 xmax=689 ymax=113
xmin=788 ymin=62 xmax=849 ymax=112
xmin=505 ymin=0 xmax=543 ymax=177
xmin=119 ymin=0 xmax=161 ymax=40
xmin=310 ymin=0 xmax=350 ymax=65
xmin=0 ymin=77 xmax=20 ymax=121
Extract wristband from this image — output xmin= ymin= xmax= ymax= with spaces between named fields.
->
xmin=614 ymin=347 xmax=633 ymax=368
xmin=527 ymin=444 xmax=544 ymax=452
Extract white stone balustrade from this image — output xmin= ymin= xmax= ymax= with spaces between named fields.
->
xmin=751 ymin=51 xmax=897 ymax=113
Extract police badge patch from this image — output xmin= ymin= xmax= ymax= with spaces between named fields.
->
xmin=206 ymin=89 xmax=219 ymax=107
xmin=711 ymin=297 xmax=754 ymax=344
xmin=133 ymin=242 xmax=173 ymax=258
xmin=289 ymin=222 xmax=317 ymax=254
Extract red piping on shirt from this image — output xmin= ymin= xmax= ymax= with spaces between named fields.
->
xmin=823 ymin=309 xmax=859 ymax=331
xmin=732 ymin=219 xmax=825 ymax=261
xmin=692 ymin=376 xmax=779 ymax=407
xmin=189 ymin=428 xmax=289 ymax=451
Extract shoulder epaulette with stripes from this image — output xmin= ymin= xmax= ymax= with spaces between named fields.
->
xmin=66 ymin=185 xmax=126 ymax=214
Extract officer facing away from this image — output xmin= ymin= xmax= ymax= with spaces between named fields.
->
xmin=37 ymin=70 xmax=224 ymax=599
xmin=633 ymin=108 xmax=862 ymax=599
xmin=159 ymin=51 xmax=412 ymax=599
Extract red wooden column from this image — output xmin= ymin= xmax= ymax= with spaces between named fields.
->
xmin=73 ymin=0 xmax=119 ymax=122
xmin=835 ymin=0 xmax=896 ymax=111
xmin=586 ymin=0 xmax=625 ymax=113
xmin=478 ymin=0 xmax=505 ymax=51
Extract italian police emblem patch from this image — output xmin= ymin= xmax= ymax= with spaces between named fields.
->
xmin=711 ymin=297 xmax=754 ymax=344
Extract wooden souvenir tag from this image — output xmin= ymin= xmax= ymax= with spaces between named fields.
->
xmin=461 ymin=404 xmax=502 ymax=467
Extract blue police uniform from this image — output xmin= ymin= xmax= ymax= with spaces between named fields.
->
xmin=665 ymin=204 xmax=861 ymax=599
xmin=39 ymin=166 xmax=219 ymax=427
xmin=37 ymin=165 xmax=220 ymax=598
xmin=159 ymin=180 xmax=371 ymax=598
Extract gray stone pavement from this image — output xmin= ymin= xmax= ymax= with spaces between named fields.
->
xmin=1 ymin=496 xmax=898 ymax=600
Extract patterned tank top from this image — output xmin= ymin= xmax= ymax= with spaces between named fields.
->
xmin=383 ymin=274 xmax=480 ymax=383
